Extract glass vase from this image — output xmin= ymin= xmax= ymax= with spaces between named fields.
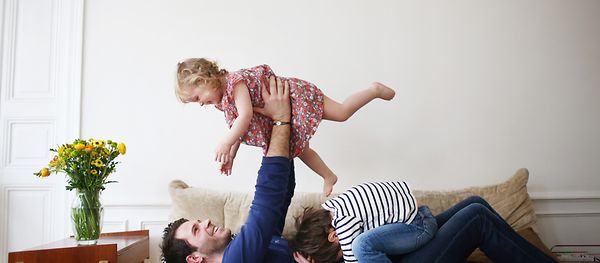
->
xmin=71 ymin=189 xmax=104 ymax=245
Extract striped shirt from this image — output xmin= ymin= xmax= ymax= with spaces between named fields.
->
xmin=322 ymin=181 xmax=418 ymax=262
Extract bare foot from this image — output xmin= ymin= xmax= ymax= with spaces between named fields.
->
xmin=371 ymin=82 xmax=395 ymax=100
xmin=323 ymin=174 xmax=338 ymax=197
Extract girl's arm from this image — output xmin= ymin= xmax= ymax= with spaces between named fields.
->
xmin=229 ymin=140 xmax=241 ymax=158
xmin=215 ymin=82 xmax=253 ymax=163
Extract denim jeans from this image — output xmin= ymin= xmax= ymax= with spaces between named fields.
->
xmin=352 ymin=206 xmax=438 ymax=263
xmin=394 ymin=196 xmax=556 ymax=263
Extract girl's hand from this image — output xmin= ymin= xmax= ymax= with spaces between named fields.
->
xmin=293 ymin=252 xmax=315 ymax=263
xmin=215 ymin=142 xmax=232 ymax=164
xmin=219 ymin=157 xmax=234 ymax=176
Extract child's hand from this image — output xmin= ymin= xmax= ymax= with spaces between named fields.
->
xmin=215 ymin=142 xmax=232 ymax=164
xmin=219 ymin=157 xmax=234 ymax=176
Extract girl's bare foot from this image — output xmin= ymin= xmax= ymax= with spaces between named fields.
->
xmin=323 ymin=174 xmax=338 ymax=197
xmin=371 ymin=82 xmax=395 ymax=100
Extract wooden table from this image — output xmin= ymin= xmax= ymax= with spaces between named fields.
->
xmin=8 ymin=230 xmax=149 ymax=263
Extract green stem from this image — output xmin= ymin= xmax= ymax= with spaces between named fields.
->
xmin=72 ymin=190 xmax=103 ymax=241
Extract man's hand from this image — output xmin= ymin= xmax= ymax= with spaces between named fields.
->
xmin=254 ymin=76 xmax=292 ymax=157
xmin=293 ymin=252 xmax=315 ymax=263
xmin=253 ymin=76 xmax=291 ymax=122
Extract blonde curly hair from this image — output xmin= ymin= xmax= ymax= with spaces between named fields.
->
xmin=175 ymin=58 xmax=228 ymax=102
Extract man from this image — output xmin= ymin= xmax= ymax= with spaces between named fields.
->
xmin=161 ymin=76 xmax=295 ymax=263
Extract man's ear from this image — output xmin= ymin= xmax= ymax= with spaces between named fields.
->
xmin=186 ymin=252 xmax=204 ymax=263
xmin=327 ymin=228 xmax=338 ymax=243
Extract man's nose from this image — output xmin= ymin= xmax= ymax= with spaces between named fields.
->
xmin=201 ymin=219 xmax=210 ymax=228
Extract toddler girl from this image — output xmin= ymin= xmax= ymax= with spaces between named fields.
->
xmin=175 ymin=58 xmax=395 ymax=196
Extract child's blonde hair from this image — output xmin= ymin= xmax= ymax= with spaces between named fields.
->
xmin=175 ymin=58 xmax=228 ymax=102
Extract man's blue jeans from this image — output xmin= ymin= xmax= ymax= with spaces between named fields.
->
xmin=352 ymin=206 xmax=438 ymax=263
xmin=396 ymin=196 xmax=556 ymax=263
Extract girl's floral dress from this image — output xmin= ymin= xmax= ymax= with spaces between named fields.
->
xmin=215 ymin=64 xmax=324 ymax=158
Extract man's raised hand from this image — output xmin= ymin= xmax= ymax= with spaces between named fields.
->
xmin=253 ymin=76 xmax=291 ymax=122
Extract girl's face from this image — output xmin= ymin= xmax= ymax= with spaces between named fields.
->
xmin=183 ymin=82 xmax=222 ymax=106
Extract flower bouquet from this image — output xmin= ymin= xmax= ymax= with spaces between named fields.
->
xmin=35 ymin=138 xmax=126 ymax=244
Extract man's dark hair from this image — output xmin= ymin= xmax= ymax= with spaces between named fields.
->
xmin=160 ymin=218 xmax=196 ymax=263
xmin=289 ymin=207 xmax=340 ymax=263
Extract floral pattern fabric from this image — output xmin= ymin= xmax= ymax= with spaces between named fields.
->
xmin=215 ymin=64 xmax=324 ymax=157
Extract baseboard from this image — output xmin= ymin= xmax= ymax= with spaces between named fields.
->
xmin=530 ymin=195 xmax=600 ymax=248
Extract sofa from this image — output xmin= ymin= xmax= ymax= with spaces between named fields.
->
xmin=168 ymin=168 xmax=556 ymax=262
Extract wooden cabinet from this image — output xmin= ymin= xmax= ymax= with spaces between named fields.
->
xmin=8 ymin=230 xmax=149 ymax=263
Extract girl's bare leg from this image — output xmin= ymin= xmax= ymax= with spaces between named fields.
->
xmin=323 ymin=82 xmax=395 ymax=121
xmin=299 ymin=145 xmax=337 ymax=197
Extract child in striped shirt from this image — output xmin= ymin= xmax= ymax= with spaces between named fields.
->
xmin=290 ymin=181 xmax=438 ymax=263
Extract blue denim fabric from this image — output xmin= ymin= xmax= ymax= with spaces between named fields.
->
xmin=352 ymin=206 xmax=438 ymax=263
xmin=395 ymin=196 xmax=556 ymax=263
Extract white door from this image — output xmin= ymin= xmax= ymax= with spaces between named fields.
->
xmin=0 ymin=0 xmax=83 ymax=261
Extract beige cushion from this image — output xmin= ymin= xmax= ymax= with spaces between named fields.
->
xmin=169 ymin=168 xmax=537 ymax=239
xmin=413 ymin=168 xmax=537 ymax=232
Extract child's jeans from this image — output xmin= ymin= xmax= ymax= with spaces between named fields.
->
xmin=352 ymin=205 xmax=438 ymax=263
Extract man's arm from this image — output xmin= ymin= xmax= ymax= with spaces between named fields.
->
xmin=260 ymin=76 xmax=291 ymax=157
xmin=260 ymin=75 xmax=295 ymax=236
xmin=256 ymin=76 xmax=295 ymax=236
xmin=222 ymin=76 xmax=293 ymax=262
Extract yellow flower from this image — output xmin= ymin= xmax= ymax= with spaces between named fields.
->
xmin=91 ymin=139 xmax=105 ymax=148
xmin=58 ymin=146 xmax=65 ymax=156
xmin=36 ymin=138 xmax=126 ymax=191
xmin=74 ymin=143 xmax=85 ymax=150
xmin=118 ymin=143 xmax=127 ymax=155
xmin=92 ymin=159 xmax=103 ymax=167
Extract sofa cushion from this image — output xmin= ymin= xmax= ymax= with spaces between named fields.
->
xmin=413 ymin=168 xmax=537 ymax=232
xmin=168 ymin=180 xmax=252 ymax=235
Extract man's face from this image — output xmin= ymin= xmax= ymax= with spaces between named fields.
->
xmin=175 ymin=218 xmax=232 ymax=256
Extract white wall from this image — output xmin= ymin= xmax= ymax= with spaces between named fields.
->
xmin=81 ymin=0 xmax=600 ymax=260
